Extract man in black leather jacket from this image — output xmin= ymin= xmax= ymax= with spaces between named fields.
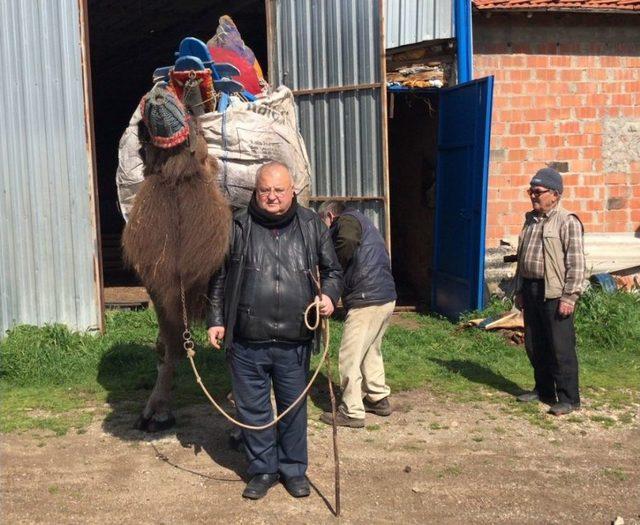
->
xmin=207 ymin=161 xmax=342 ymax=500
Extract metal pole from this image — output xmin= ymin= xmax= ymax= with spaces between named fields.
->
xmin=455 ymin=0 xmax=473 ymax=83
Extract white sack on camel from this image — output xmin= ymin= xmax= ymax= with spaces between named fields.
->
xmin=116 ymin=86 xmax=312 ymax=220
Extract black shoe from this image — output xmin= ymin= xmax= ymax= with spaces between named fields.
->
xmin=548 ymin=402 xmax=580 ymax=416
xmin=283 ymin=476 xmax=310 ymax=498
xmin=320 ymin=411 xmax=365 ymax=428
xmin=516 ymin=391 xmax=557 ymax=405
xmin=242 ymin=473 xmax=279 ymax=500
xmin=516 ymin=391 xmax=539 ymax=403
xmin=364 ymin=397 xmax=392 ymax=416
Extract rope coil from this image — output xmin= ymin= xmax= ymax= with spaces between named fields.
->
xmin=179 ymin=281 xmax=330 ymax=431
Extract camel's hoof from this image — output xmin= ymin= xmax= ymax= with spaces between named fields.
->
xmin=147 ymin=415 xmax=176 ymax=432
xmin=133 ymin=415 xmax=152 ymax=431
xmin=134 ymin=414 xmax=176 ymax=432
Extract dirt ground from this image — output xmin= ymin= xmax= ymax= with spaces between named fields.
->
xmin=2 ymin=390 xmax=639 ymax=525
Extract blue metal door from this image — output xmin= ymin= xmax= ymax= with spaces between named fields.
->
xmin=432 ymin=76 xmax=494 ymax=320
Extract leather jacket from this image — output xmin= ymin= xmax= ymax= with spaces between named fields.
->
xmin=207 ymin=206 xmax=343 ymax=346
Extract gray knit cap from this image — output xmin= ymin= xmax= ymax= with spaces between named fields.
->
xmin=530 ymin=167 xmax=563 ymax=194
xmin=140 ymin=82 xmax=189 ymax=149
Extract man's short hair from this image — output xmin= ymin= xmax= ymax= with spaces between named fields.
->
xmin=317 ymin=200 xmax=346 ymax=219
xmin=255 ymin=161 xmax=293 ymax=186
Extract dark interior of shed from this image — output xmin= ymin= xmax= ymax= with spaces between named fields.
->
xmin=88 ymin=0 xmax=267 ymax=289
xmin=388 ymin=91 xmax=439 ymax=309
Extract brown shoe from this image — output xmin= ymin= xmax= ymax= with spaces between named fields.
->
xmin=319 ymin=411 xmax=365 ymax=428
xmin=364 ymin=397 xmax=392 ymax=416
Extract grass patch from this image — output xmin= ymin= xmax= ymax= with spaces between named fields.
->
xmin=365 ymin=424 xmax=381 ymax=431
xmin=401 ymin=443 xmax=425 ymax=451
xmin=1 ymin=289 xmax=638 ymax=435
xmin=590 ymin=415 xmax=616 ymax=428
xmin=437 ymin=465 xmax=462 ymax=478
xmin=618 ymin=412 xmax=634 ymax=425
xmin=603 ymin=467 xmax=628 ymax=482
xmin=0 ymin=386 xmax=95 ymax=435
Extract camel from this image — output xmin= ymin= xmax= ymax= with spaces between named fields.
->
xmin=122 ymin=84 xmax=231 ymax=431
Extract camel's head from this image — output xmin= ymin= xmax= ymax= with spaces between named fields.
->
xmin=140 ymin=82 xmax=190 ymax=149
xmin=139 ymin=83 xmax=213 ymax=183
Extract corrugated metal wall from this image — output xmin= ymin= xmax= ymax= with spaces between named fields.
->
xmin=269 ymin=0 xmax=387 ymax=234
xmin=0 ymin=0 xmax=101 ymax=336
xmin=386 ymin=0 xmax=454 ymax=49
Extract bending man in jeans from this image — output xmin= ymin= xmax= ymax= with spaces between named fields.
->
xmin=318 ymin=201 xmax=397 ymax=428
xmin=514 ymin=167 xmax=586 ymax=416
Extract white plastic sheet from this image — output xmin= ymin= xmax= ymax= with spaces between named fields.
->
xmin=116 ymin=86 xmax=311 ymax=221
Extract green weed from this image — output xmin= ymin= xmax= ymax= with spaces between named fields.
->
xmin=590 ymin=415 xmax=616 ymax=428
xmin=437 ymin=465 xmax=462 ymax=478
xmin=618 ymin=412 xmax=634 ymax=425
xmin=603 ymin=467 xmax=628 ymax=482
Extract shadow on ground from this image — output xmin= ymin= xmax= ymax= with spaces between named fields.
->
xmin=96 ymin=341 xmax=246 ymax=480
xmin=429 ymin=358 xmax=525 ymax=396
xmin=308 ymin=370 xmax=341 ymax=414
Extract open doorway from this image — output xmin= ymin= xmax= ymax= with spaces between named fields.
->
xmin=87 ymin=0 xmax=267 ymax=301
xmin=385 ymin=39 xmax=455 ymax=311
xmin=388 ymin=91 xmax=439 ymax=309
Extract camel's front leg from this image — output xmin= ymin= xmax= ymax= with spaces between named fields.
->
xmin=135 ymin=304 xmax=183 ymax=432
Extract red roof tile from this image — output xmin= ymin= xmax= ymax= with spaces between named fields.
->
xmin=473 ymin=0 xmax=640 ymax=11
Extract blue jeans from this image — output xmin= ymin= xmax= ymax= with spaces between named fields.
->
xmin=228 ymin=340 xmax=310 ymax=479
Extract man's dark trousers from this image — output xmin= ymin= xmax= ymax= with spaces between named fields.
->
xmin=522 ymin=278 xmax=580 ymax=406
xmin=229 ymin=340 xmax=310 ymax=479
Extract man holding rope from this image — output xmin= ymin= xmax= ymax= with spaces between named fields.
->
xmin=207 ymin=161 xmax=343 ymax=500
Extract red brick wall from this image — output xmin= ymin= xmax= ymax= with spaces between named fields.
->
xmin=473 ymin=12 xmax=640 ymax=245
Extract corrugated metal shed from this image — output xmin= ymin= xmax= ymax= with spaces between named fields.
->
xmin=0 ymin=0 xmax=101 ymax=336
xmin=268 ymin=0 xmax=388 ymax=235
xmin=386 ymin=0 xmax=455 ymax=49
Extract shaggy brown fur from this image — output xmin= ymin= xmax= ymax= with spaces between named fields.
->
xmin=123 ymin=126 xmax=231 ymax=342
xmin=122 ymin=125 xmax=231 ymax=430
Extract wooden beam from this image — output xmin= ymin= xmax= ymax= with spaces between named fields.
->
xmin=292 ymin=82 xmax=382 ymax=97
xmin=308 ymin=196 xmax=385 ymax=202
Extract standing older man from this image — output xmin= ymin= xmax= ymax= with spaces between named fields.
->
xmin=317 ymin=201 xmax=397 ymax=428
xmin=514 ymin=167 xmax=586 ymax=416
xmin=207 ymin=161 xmax=342 ymax=500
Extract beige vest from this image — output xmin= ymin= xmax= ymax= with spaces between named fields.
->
xmin=517 ymin=205 xmax=583 ymax=299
